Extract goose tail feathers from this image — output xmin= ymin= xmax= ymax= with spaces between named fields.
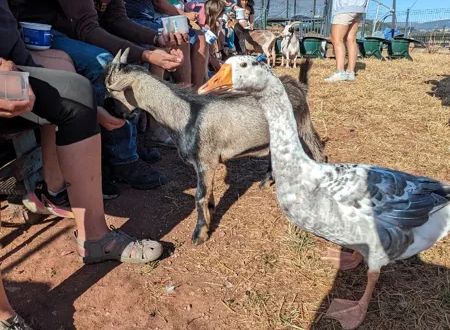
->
xmin=298 ymin=59 xmax=312 ymax=87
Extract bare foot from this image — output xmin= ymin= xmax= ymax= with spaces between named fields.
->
xmin=322 ymin=248 xmax=363 ymax=270
xmin=325 ymin=298 xmax=368 ymax=329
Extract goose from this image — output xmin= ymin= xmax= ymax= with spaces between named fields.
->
xmin=198 ymin=56 xmax=450 ymax=329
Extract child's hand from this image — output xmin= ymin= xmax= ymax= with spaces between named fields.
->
xmin=0 ymin=58 xmax=17 ymax=71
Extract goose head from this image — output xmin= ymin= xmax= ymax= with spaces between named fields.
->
xmin=198 ymin=56 xmax=279 ymax=96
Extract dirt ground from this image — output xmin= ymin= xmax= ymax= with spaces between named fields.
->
xmin=1 ymin=52 xmax=450 ymax=330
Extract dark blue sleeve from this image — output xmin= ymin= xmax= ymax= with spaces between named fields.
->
xmin=0 ymin=0 xmax=37 ymax=66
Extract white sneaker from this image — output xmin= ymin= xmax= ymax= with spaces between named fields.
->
xmin=346 ymin=71 xmax=356 ymax=81
xmin=324 ymin=71 xmax=348 ymax=82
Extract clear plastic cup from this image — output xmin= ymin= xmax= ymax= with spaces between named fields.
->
xmin=161 ymin=17 xmax=171 ymax=34
xmin=171 ymin=15 xmax=189 ymax=34
xmin=235 ymin=8 xmax=246 ymax=20
xmin=0 ymin=71 xmax=29 ymax=101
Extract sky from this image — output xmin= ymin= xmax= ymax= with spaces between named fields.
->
xmin=374 ymin=0 xmax=445 ymax=11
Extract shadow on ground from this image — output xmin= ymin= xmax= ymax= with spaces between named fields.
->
xmin=426 ymin=74 xmax=450 ymax=107
xmin=1 ymin=145 xmax=272 ymax=329
xmin=311 ymin=251 xmax=450 ymax=329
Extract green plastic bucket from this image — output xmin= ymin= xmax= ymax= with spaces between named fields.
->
xmin=300 ymin=37 xmax=327 ymax=58
xmin=358 ymin=37 xmax=385 ymax=60
xmin=388 ymin=38 xmax=413 ymax=60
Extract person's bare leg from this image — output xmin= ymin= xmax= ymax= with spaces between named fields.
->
xmin=326 ymin=270 xmax=380 ymax=329
xmin=331 ymin=24 xmax=350 ymax=72
xmin=40 ymin=125 xmax=65 ymax=192
xmin=172 ymin=43 xmax=192 ymax=85
xmin=0 ymin=272 xmax=15 ymax=321
xmin=345 ymin=20 xmax=360 ymax=73
xmin=56 ymin=134 xmax=108 ymax=241
xmin=191 ymin=34 xmax=209 ymax=88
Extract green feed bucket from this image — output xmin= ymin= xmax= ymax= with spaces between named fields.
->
xmin=388 ymin=38 xmax=413 ymax=61
xmin=358 ymin=37 xmax=385 ymax=60
xmin=300 ymin=37 xmax=327 ymax=59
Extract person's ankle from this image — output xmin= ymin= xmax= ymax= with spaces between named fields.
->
xmin=74 ymin=227 xmax=109 ymax=243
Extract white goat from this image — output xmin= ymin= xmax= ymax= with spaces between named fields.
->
xmin=280 ymin=22 xmax=300 ymax=68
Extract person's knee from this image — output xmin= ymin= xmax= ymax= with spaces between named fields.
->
xmin=56 ymin=99 xmax=99 ymax=146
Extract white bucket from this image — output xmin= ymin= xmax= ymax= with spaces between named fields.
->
xmin=19 ymin=22 xmax=52 ymax=50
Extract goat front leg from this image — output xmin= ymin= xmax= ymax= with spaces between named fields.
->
xmin=192 ymin=166 xmax=215 ymax=245
xmin=293 ymin=55 xmax=298 ymax=68
xmin=281 ymin=56 xmax=285 ymax=67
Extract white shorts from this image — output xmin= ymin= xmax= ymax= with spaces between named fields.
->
xmin=332 ymin=13 xmax=363 ymax=25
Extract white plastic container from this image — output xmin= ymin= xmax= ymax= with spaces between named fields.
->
xmin=0 ymin=71 xmax=30 ymax=101
xmin=204 ymin=29 xmax=217 ymax=45
xmin=161 ymin=15 xmax=189 ymax=34
xmin=161 ymin=17 xmax=171 ymax=34
xmin=170 ymin=15 xmax=190 ymax=33
xmin=19 ymin=22 xmax=52 ymax=50
xmin=235 ymin=8 xmax=246 ymax=20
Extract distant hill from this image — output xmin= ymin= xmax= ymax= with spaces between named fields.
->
xmin=411 ymin=19 xmax=450 ymax=31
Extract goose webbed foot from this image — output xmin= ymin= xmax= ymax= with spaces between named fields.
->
xmin=325 ymin=271 xmax=380 ymax=329
xmin=325 ymin=299 xmax=367 ymax=330
xmin=322 ymin=248 xmax=363 ymax=271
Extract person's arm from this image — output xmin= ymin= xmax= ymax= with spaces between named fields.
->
xmin=56 ymin=0 xmax=149 ymax=63
xmin=153 ymin=0 xmax=179 ymax=16
xmin=0 ymin=0 xmax=36 ymax=66
xmin=101 ymin=0 xmax=158 ymax=47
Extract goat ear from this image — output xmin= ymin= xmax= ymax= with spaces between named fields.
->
xmin=120 ymin=48 xmax=130 ymax=64
xmin=112 ymin=49 xmax=123 ymax=65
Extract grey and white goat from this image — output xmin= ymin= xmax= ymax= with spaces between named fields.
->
xmin=104 ymin=49 xmax=326 ymax=245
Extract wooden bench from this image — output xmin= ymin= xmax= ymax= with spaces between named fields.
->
xmin=0 ymin=117 xmax=46 ymax=224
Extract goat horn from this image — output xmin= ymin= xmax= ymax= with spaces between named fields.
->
xmin=112 ymin=49 xmax=123 ymax=65
xmin=120 ymin=48 xmax=130 ymax=64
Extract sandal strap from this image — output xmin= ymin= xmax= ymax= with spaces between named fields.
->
xmin=75 ymin=226 xmax=162 ymax=264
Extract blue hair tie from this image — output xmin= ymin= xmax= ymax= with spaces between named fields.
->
xmin=255 ymin=54 xmax=267 ymax=63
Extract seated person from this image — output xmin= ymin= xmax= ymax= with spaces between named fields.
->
xmin=204 ymin=0 xmax=227 ymax=72
xmin=9 ymin=0 xmax=185 ymax=193
xmin=124 ymin=0 xmax=208 ymax=87
xmin=0 ymin=2 xmax=163 ymax=327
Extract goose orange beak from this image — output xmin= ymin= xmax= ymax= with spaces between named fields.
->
xmin=198 ymin=64 xmax=233 ymax=95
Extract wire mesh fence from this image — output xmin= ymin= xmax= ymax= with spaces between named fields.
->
xmin=252 ymin=0 xmax=450 ymax=47
xmin=362 ymin=7 xmax=450 ymax=47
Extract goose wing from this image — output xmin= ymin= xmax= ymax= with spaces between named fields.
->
xmin=367 ymin=167 xmax=449 ymax=229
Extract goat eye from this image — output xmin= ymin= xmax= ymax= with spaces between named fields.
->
xmin=252 ymin=61 xmax=258 ymax=66
xmin=240 ymin=62 xmax=247 ymax=68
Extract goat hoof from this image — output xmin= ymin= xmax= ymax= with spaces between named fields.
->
xmin=192 ymin=226 xmax=210 ymax=245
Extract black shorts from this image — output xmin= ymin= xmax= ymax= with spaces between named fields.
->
xmin=23 ymin=67 xmax=100 ymax=146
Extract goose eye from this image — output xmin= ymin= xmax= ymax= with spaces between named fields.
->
xmin=240 ymin=62 xmax=248 ymax=68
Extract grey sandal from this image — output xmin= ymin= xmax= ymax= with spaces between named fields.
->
xmin=75 ymin=226 xmax=163 ymax=264
xmin=0 ymin=315 xmax=33 ymax=330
